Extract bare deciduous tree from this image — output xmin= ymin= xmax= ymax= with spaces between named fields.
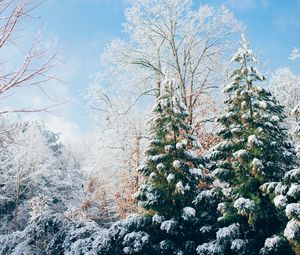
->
xmin=0 ymin=0 xmax=61 ymax=115
xmin=88 ymin=0 xmax=242 ymax=125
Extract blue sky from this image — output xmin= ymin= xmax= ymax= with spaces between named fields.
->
xmin=23 ymin=0 xmax=300 ymax=143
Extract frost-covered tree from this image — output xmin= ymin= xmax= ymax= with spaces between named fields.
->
xmin=98 ymin=77 xmax=219 ymax=254
xmin=203 ymin=35 xmax=297 ymax=255
xmin=97 ymin=0 xmax=240 ymax=110
xmin=0 ymin=211 xmax=109 ymax=255
xmin=270 ymin=68 xmax=300 ymax=117
xmin=0 ymin=116 xmax=84 ymax=234
xmin=270 ymin=68 xmax=300 ymax=143
xmin=261 ymin=168 xmax=300 ymax=254
xmin=134 ymin=77 xmax=207 ymax=218
xmin=85 ymin=0 xmax=241 ymax=202
xmin=89 ymin=0 xmax=241 ymax=124
xmin=261 ymin=126 xmax=300 ymax=254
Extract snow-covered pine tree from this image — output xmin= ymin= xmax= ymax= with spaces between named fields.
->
xmin=199 ymin=34 xmax=297 ymax=255
xmin=103 ymin=77 xmax=218 ymax=254
xmin=260 ymin=105 xmax=300 ymax=254
xmin=134 ymin=77 xmax=206 ymax=218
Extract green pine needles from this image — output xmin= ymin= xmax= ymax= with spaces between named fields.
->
xmin=135 ymin=77 xmax=208 ymax=219
xmin=209 ymin=34 xmax=297 ymax=255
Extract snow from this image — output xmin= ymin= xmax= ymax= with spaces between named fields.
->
xmin=287 ymin=184 xmax=300 ymax=198
xmin=251 ymin=158 xmax=264 ymax=171
xmin=285 ymin=203 xmax=300 ymax=220
xmin=241 ymin=101 xmax=247 ymax=110
xmin=175 ymin=181 xmax=185 ymax=194
xmin=284 ymin=219 xmax=300 ymax=241
xmin=212 ymin=168 xmax=227 ymax=178
xmin=29 ymin=196 xmax=48 ymax=219
xmin=284 ymin=168 xmax=300 ymax=182
xmin=137 ymin=164 xmax=148 ymax=173
xmin=152 ymin=214 xmax=163 ymax=225
xmin=173 ymin=160 xmax=181 ymax=169
xmin=216 ymin=223 xmax=240 ymax=243
xmin=217 ymin=203 xmax=226 ymax=213
xmin=176 ymin=142 xmax=184 ymax=150
xmin=230 ymin=239 xmax=247 ymax=253
xmin=273 ymin=195 xmax=288 ymax=209
xmin=189 ymin=168 xmax=204 ymax=178
xmin=224 ymin=82 xmax=237 ymax=93
xmin=233 ymin=149 xmax=248 ymax=160
xmin=247 ymin=135 xmax=261 ymax=148
xmin=164 ymin=145 xmax=174 ymax=153
xmin=274 ymin=183 xmax=289 ymax=195
xmin=156 ymin=163 xmax=166 ymax=171
xmin=150 ymin=172 xmax=157 ymax=179
xmin=147 ymin=154 xmax=166 ymax=163
xmin=233 ymin=197 xmax=255 ymax=216
xmin=270 ymin=115 xmax=280 ymax=122
xmin=200 ymin=226 xmax=212 ymax=233
xmin=160 ymin=219 xmax=178 ymax=234
xmin=122 ymin=231 xmax=150 ymax=254
xmin=261 ymin=235 xmax=282 ymax=253
xmin=196 ymin=241 xmax=223 ymax=255
xmin=166 ymin=174 xmax=175 ymax=183
xmin=196 ymin=190 xmax=218 ymax=204
xmin=258 ymin=101 xmax=268 ymax=109
xmin=182 ymin=207 xmax=196 ymax=220
xmin=241 ymin=113 xmax=250 ymax=122
xmin=184 ymin=183 xmax=191 ymax=191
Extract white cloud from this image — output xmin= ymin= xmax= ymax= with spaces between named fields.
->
xmin=43 ymin=115 xmax=82 ymax=145
xmin=289 ymin=47 xmax=300 ymax=61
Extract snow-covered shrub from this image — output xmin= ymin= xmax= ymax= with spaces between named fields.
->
xmin=285 ymin=203 xmax=300 ymax=220
xmin=259 ymin=235 xmax=293 ymax=255
xmin=230 ymin=239 xmax=248 ymax=254
xmin=122 ymin=231 xmax=150 ymax=254
xmin=216 ymin=223 xmax=240 ymax=244
xmin=160 ymin=219 xmax=179 ymax=235
xmin=29 ymin=195 xmax=48 ymax=219
xmin=0 ymin=212 xmax=110 ymax=255
xmin=196 ymin=241 xmax=223 ymax=255
xmin=284 ymin=219 xmax=300 ymax=242
xmin=182 ymin=207 xmax=196 ymax=221
xmin=233 ymin=198 xmax=255 ymax=216
xmin=287 ymin=184 xmax=300 ymax=199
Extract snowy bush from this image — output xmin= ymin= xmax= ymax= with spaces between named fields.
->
xmin=284 ymin=219 xmax=300 ymax=241
xmin=233 ymin=197 xmax=255 ymax=216
xmin=287 ymin=184 xmax=300 ymax=198
xmin=273 ymin=195 xmax=288 ymax=209
xmin=29 ymin=196 xmax=48 ymax=219
xmin=196 ymin=241 xmax=223 ymax=255
xmin=284 ymin=168 xmax=300 ymax=182
xmin=230 ymin=239 xmax=248 ymax=254
xmin=285 ymin=203 xmax=300 ymax=220
xmin=216 ymin=223 xmax=240 ymax=244
xmin=160 ymin=219 xmax=179 ymax=235
xmin=122 ymin=231 xmax=150 ymax=254
xmin=181 ymin=207 xmax=196 ymax=221
xmin=259 ymin=235 xmax=293 ymax=255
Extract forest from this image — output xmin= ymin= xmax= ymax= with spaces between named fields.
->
xmin=0 ymin=0 xmax=300 ymax=254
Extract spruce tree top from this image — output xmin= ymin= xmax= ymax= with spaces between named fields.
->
xmin=213 ymin=34 xmax=295 ymax=189
xmin=134 ymin=77 xmax=208 ymax=219
xmin=207 ymin=34 xmax=297 ymax=254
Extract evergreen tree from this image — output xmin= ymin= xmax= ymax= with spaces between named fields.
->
xmin=134 ymin=77 xmax=207 ymax=218
xmin=198 ymin=34 xmax=297 ymax=255
xmin=103 ymin=77 xmax=219 ymax=254
xmin=260 ymin=105 xmax=300 ymax=254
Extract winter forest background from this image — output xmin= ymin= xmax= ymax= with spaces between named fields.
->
xmin=0 ymin=0 xmax=300 ymax=254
